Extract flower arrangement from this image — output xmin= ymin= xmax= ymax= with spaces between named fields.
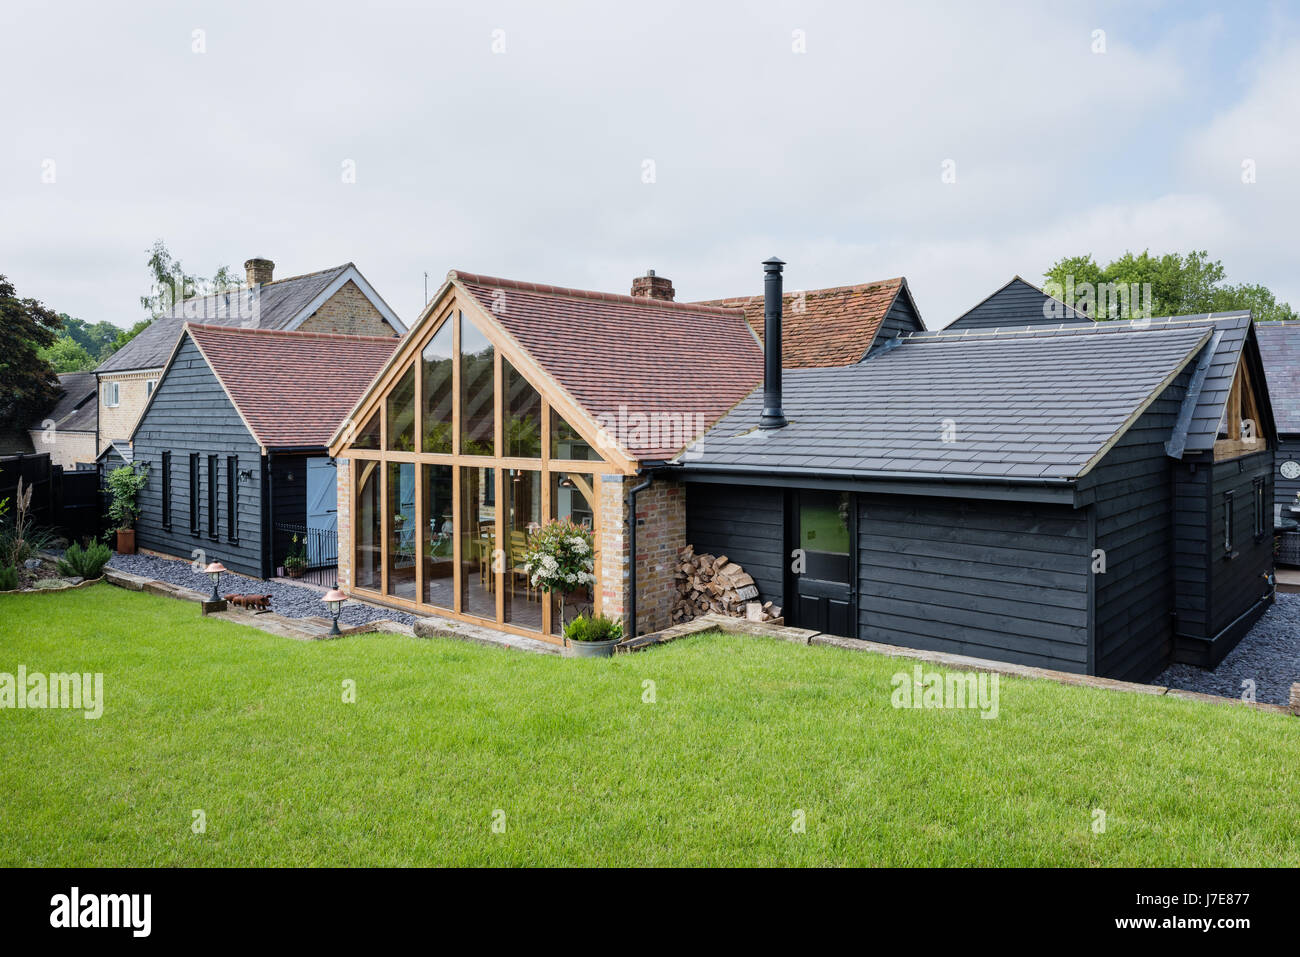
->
xmin=520 ymin=519 xmax=595 ymax=625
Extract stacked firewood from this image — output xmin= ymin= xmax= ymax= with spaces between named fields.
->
xmin=671 ymin=545 xmax=783 ymax=624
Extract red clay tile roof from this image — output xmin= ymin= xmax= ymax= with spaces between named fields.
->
xmin=186 ymin=323 xmax=400 ymax=449
xmin=695 ymin=278 xmax=906 ymax=368
xmin=451 ymin=271 xmax=763 ymax=460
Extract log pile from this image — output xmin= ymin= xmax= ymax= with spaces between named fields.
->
xmin=671 ymin=545 xmax=783 ymax=624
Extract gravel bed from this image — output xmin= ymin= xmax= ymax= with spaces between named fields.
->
xmin=105 ymin=552 xmax=419 ymax=627
xmin=1157 ymin=593 xmax=1300 ymax=706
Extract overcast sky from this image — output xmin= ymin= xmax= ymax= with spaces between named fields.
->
xmin=2 ymin=0 xmax=1298 ymax=331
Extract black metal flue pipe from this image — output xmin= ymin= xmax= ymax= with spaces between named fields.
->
xmin=759 ymin=256 xmax=787 ymax=429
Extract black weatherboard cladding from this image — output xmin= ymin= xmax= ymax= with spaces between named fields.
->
xmin=856 ymin=494 xmax=1092 ymax=673
xmin=945 ymin=277 xmax=1090 ymax=331
xmin=131 ymin=335 xmax=264 ymax=576
xmin=1077 ymin=369 xmax=1191 ymax=682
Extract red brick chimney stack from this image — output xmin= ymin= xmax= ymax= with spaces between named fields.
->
xmin=630 ymin=269 xmax=675 ymax=302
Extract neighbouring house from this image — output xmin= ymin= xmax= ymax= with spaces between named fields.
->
xmin=27 ymin=372 xmax=97 ymax=468
xmin=327 ymin=269 xmax=765 ymax=642
xmin=695 ymin=273 xmax=925 ymax=364
xmin=1252 ymin=321 xmax=1300 ymax=517
xmin=129 ymin=323 xmax=399 ymax=579
xmin=945 ymin=275 xmax=1091 ymax=330
xmin=679 ymin=264 xmax=1276 ymax=680
xmin=95 ymin=258 xmax=405 ymax=457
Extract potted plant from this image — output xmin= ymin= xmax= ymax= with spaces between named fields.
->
xmin=105 ymin=464 xmax=149 ymax=555
xmin=563 ymin=613 xmax=623 ymax=658
xmin=283 ymin=534 xmax=309 ymax=578
xmin=520 ymin=519 xmax=596 ymax=632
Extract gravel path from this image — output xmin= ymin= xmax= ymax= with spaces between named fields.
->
xmin=106 ymin=552 xmax=419 ymax=627
xmin=1157 ymin=593 xmax=1300 ymax=706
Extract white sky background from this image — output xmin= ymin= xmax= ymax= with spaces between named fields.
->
xmin=1 ymin=0 xmax=1298 ymax=330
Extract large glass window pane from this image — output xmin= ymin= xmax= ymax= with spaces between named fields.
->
xmin=422 ymin=464 xmax=453 ymax=609
xmin=459 ymin=466 xmax=496 ymax=619
xmin=799 ymin=490 xmax=851 ymax=582
xmin=502 ymin=468 xmax=542 ymax=628
xmin=386 ymin=462 xmax=416 ymax=599
xmin=549 ymin=470 xmax=597 ymax=635
xmin=386 ymin=365 xmax=415 ymax=451
xmin=421 ymin=320 xmax=453 ymax=453
xmin=354 ymin=460 xmax=382 ymax=591
xmin=460 ymin=313 xmax=495 ymax=455
xmin=504 ymin=359 xmax=541 ymax=458
xmin=551 ymin=411 xmax=597 ymax=460
xmin=354 ymin=411 xmax=380 ymax=450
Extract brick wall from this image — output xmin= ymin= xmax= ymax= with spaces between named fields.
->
xmin=598 ymin=474 xmax=628 ymax=626
xmin=299 ymin=280 xmax=395 ymax=337
xmin=631 ymin=477 xmax=686 ymax=635
xmin=29 ymin=430 xmax=96 ymax=469
xmin=598 ymin=473 xmax=686 ymax=636
xmin=336 ymin=456 xmax=352 ymax=591
xmin=98 ymin=370 xmax=160 ymax=452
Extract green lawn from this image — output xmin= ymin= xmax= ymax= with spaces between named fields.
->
xmin=1 ymin=583 xmax=1298 ymax=866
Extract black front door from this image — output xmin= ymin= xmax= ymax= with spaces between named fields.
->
xmin=788 ymin=490 xmax=854 ymax=636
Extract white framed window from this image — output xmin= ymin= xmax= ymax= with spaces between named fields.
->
xmin=102 ymin=382 xmax=120 ymax=408
xmin=146 ymin=379 xmax=159 ymax=397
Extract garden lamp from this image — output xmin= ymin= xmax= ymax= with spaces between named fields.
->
xmin=204 ymin=561 xmax=227 ymax=602
xmin=323 ymin=586 xmax=346 ymax=636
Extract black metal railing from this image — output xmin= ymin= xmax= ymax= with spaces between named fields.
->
xmin=273 ymin=522 xmax=338 ymax=585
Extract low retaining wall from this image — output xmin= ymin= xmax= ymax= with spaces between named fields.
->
xmin=622 ymin=614 xmax=1298 ymax=718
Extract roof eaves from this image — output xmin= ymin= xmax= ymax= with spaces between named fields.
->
xmin=1165 ymin=331 xmax=1221 ymax=459
xmin=1074 ymin=328 xmax=1213 ymax=478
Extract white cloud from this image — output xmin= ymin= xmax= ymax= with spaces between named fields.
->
xmin=0 ymin=0 xmax=1291 ymax=334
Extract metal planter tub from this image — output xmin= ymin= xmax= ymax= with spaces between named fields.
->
xmin=566 ymin=638 xmax=620 ymax=658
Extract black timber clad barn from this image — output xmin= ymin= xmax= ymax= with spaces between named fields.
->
xmin=1253 ymin=322 xmax=1300 ymax=516
xmin=128 ymin=324 xmax=397 ymax=579
xmin=131 ymin=333 xmax=266 ymax=575
xmin=679 ymin=296 xmax=1277 ymax=682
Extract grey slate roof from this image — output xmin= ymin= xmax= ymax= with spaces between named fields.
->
xmin=913 ymin=312 xmax=1255 ymax=454
xmin=683 ymin=324 xmax=1211 ymax=481
xmin=42 ymin=372 xmax=97 ymax=433
xmin=96 ymin=264 xmax=351 ymax=372
xmin=1254 ymin=321 xmax=1300 ymax=434
xmin=945 ymin=276 xmax=1092 ymax=331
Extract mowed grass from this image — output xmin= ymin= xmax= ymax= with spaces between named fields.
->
xmin=1 ymin=584 xmax=1298 ymax=866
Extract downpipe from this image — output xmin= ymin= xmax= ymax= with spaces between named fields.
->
xmin=626 ymin=472 xmax=655 ymax=638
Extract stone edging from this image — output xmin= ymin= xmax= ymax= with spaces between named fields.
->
xmin=101 ymin=569 xmax=411 ymax=642
xmin=82 ymin=571 xmax=1300 ymax=717
xmin=0 ymin=575 xmax=105 ymax=596
xmin=621 ymin=614 xmax=1299 ymax=718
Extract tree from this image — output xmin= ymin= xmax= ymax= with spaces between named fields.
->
xmin=56 ymin=313 xmax=120 ymax=359
xmin=116 ymin=240 xmax=239 ymax=351
xmin=0 ymin=275 xmax=61 ymax=429
xmin=39 ymin=336 xmax=96 ymax=373
xmin=1043 ymin=250 xmax=1297 ymax=322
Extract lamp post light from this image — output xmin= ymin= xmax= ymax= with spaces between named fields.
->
xmin=322 ymin=585 xmax=347 ymax=636
xmin=204 ymin=561 xmax=227 ymax=603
